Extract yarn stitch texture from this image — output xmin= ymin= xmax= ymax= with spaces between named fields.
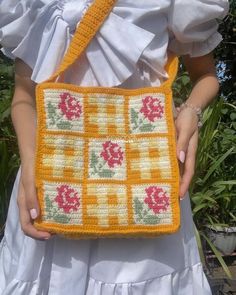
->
xmin=34 ymin=0 xmax=180 ymax=238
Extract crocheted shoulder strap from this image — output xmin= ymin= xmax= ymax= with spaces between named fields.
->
xmin=44 ymin=0 xmax=178 ymax=85
xmin=45 ymin=0 xmax=117 ymax=83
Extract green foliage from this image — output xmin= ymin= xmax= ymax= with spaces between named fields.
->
xmin=190 ymin=100 xmax=236 ymax=227
xmin=215 ymin=0 xmax=236 ymax=103
xmin=173 ymin=69 xmax=192 ymax=105
xmin=0 ymin=52 xmax=19 ymax=229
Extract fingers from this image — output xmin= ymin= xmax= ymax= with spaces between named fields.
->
xmin=175 ymin=110 xmax=197 ymax=163
xmin=179 ymin=130 xmax=198 ymax=199
xmin=21 ymin=165 xmax=40 ymax=220
xmin=17 ymin=180 xmax=52 ymax=240
xmin=174 ymin=107 xmax=199 ymax=199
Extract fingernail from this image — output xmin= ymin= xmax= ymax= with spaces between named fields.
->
xmin=30 ymin=208 xmax=38 ymax=219
xmin=179 ymin=151 xmax=185 ymax=163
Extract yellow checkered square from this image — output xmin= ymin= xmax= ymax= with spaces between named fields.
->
xmin=86 ymin=94 xmax=126 ymax=136
xmin=128 ymin=137 xmax=172 ymax=180
xmin=41 ymin=134 xmax=84 ymax=180
xmin=85 ymin=184 xmax=128 ymax=227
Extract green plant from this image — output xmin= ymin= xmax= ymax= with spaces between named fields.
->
xmin=190 ymin=99 xmax=236 ymax=279
xmin=191 ymin=100 xmax=236 ymax=227
xmin=0 ymin=53 xmax=20 ymax=230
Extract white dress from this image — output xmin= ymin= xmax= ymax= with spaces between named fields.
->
xmin=0 ymin=0 xmax=229 ymax=294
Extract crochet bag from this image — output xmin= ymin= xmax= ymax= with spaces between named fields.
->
xmin=34 ymin=0 xmax=180 ymax=238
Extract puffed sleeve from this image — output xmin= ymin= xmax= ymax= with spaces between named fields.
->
xmin=0 ymin=0 xmax=47 ymax=58
xmin=168 ymin=0 xmax=229 ymax=57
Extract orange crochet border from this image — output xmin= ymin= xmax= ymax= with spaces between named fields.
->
xmin=34 ymin=58 xmax=180 ymax=238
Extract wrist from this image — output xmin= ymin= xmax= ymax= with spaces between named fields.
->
xmin=20 ymin=149 xmax=35 ymax=164
xmin=177 ymin=102 xmax=203 ymax=128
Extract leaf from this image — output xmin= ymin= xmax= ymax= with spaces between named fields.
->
xmin=202 ymin=147 xmax=234 ymax=183
xmin=180 ymin=75 xmax=191 ymax=86
xmin=47 ymin=102 xmax=56 ymax=125
xmin=53 ymin=214 xmax=70 ymax=224
xmin=230 ymin=112 xmax=236 ymax=121
xmin=143 ymin=214 xmax=160 ymax=225
xmin=193 ymin=203 xmax=211 ymax=214
xmin=139 ymin=123 xmax=155 ymax=132
xmin=45 ymin=195 xmax=53 ymax=210
xmin=229 ymin=212 xmax=236 ymax=222
xmin=221 ymin=108 xmax=228 ymax=115
xmin=201 ymin=232 xmax=232 ymax=279
xmin=134 ymin=198 xmax=144 ymax=220
xmin=130 ymin=108 xmax=139 ymax=128
xmin=0 ymin=107 xmax=11 ymax=123
xmin=45 ymin=195 xmax=54 ymax=218
xmin=98 ymin=169 xmax=115 ymax=178
xmin=194 ymin=224 xmax=206 ymax=267
xmin=90 ymin=150 xmax=99 ymax=168
xmin=56 ymin=121 xmax=72 ymax=130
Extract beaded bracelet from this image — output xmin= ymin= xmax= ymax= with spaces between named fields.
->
xmin=178 ymin=102 xmax=203 ymax=128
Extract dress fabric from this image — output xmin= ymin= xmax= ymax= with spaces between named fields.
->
xmin=0 ymin=0 xmax=229 ymax=294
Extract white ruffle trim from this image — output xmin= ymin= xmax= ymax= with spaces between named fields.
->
xmin=0 ymin=236 xmax=212 ymax=295
xmin=86 ymin=263 xmax=212 ymax=295
xmin=169 ymin=31 xmax=223 ymax=57
xmin=0 ymin=243 xmax=212 ymax=295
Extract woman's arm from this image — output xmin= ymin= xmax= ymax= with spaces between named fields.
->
xmin=11 ymin=59 xmax=37 ymax=162
xmin=11 ymin=59 xmax=51 ymax=240
xmin=183 ymin=53 xmax=219 ymax=109
xmin=176 ymin=52 xmax=219 ymax=198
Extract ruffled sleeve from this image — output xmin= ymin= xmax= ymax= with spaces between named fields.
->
xmin=168 ymin=0 xmax=229 ymax=57
xmin=0 ymin=0 xmax=47 ymax=58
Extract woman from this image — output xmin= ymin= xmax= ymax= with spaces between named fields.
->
xmin=0 ymin=0 xmax=229 ymax=294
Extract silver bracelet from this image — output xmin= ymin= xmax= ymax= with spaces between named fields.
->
xmin=178 ymin=102 xmax=203 ymax=128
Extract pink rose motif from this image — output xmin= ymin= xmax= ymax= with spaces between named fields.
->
xmin=140 ymin=96 xmax=164 ymax=122
xmin=58 ymin=92 xmax=82 ymax=120
xmin=100 ymin=141 xmax=124 ymax=168
xmin=54 ymin=185 xmax=80 ymax=214
xmin=144 ymin=186 xmax=170 ymax=214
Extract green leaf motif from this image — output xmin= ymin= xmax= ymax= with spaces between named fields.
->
xmin=45 ymin=195 xmax=54 ymax=219
xmin=98 ymin=169 xmax=115 ymax=178
xmin=47 ymin=102 xmax=57 ymax=126
xmin=56 ymin=121 xmax=72 ymax=130
xmin=90 ymin=150 xmax=99 ymax=168
xmin=139 ymin=123 xmax=155 ymax=132
xmin=134 ymin=197 xmax=160 ymax=224
xmin=130 ymin=108 xmax=139 ymax=130
xmin=53 ymin=214 xmax=70 ymax=224
xmin=134 ymin=198 xmax=144 ymax=221
xmin=45 ymin=195 xmax=70 ymax=223
xmin=143 ymin=214 xmax=160 ymax=225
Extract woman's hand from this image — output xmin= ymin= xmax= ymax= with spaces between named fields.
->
xmin=12 ymin=60 xmax=52 ymax=240
xmin=17 ymin=160 xmax=52 ymax=240
xmin=176 ymin=52 xmax=220 ymax=198
xmin=175 ymin=107 xmax=199 ymax=199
